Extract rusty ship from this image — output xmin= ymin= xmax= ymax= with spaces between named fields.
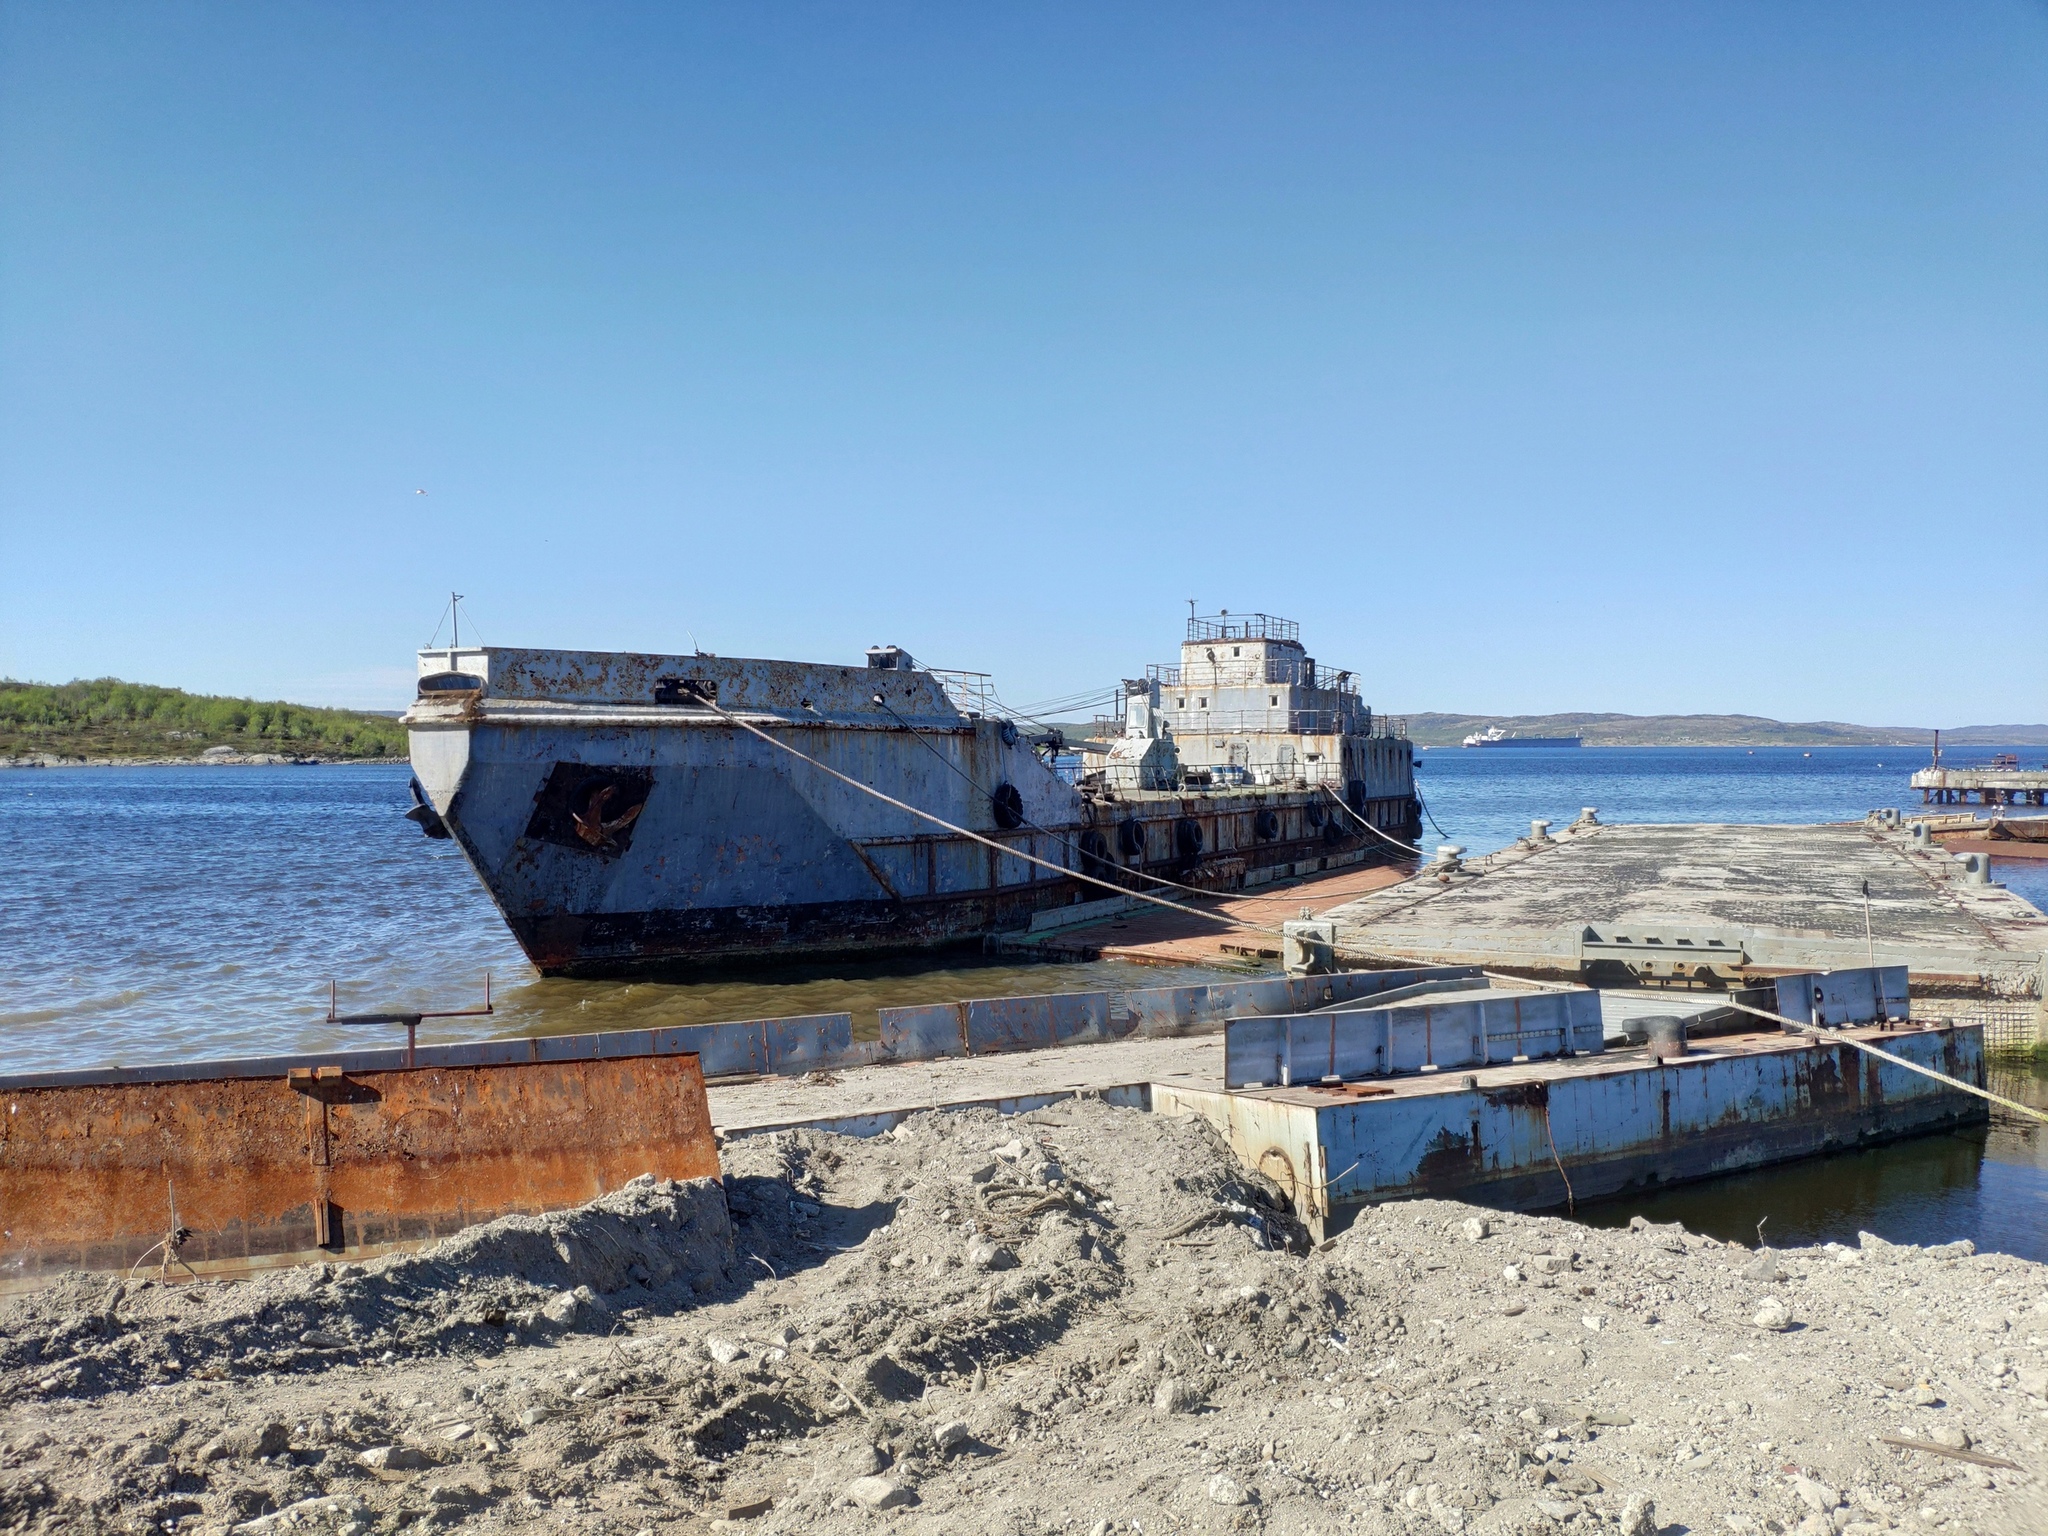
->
xmin=403 ymin=612 xmax=1419 ymax=976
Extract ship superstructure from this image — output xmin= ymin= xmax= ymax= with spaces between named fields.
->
xmin=1099 ymin=613 xmax=1411 ymax=810
xmin=403 ymin=614 xmax=1418 ymax=976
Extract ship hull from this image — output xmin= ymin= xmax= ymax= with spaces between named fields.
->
xmin=405 ymin=646 xmax=1420 ymax=978
xmin=503 ymin=846 xmax=1390 ymax=977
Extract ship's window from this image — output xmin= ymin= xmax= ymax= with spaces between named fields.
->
xmin=1269 ymin=695 xmax=1278 ymax=706
xmin=1177 ymin=698 xmax=1185 ymax=708
xmin=1198 ymin=698 xmax=1207 ymax=709
xmin=1232 ymin=647 xmax=1240 ymax=657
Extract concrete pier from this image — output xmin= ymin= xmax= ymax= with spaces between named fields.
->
xmin=1317 ymin=820 xmax=2048 ymax=1012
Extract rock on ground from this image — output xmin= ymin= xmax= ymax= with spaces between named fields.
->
xmin=0 ymin=1100 xmax=2041 ymax=1536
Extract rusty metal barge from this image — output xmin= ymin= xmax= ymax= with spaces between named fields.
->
xmin=403 ymin=613 xmax=1419 ymax=977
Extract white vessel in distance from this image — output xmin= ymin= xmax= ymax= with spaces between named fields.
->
xmin=1461 ymin=724 xmax=1584 ymax=749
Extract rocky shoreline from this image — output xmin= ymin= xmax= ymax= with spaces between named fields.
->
xmin=2 ymin=1102 xmax=2040 ymax=1536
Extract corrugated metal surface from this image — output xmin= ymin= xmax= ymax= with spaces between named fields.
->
xmin=1223 ymin=990 xmax=1603 ymax=1088
xmin=871 ymin=966 xmax=1483 ymax=1062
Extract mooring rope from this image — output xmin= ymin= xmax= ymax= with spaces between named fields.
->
xmin=1540 ymin=1098 xmax=1577 ymax=1215
xmin=690 ymin=694 xmax=1292 ymax=941
xmin=1480 ymin=970 xmax=2048 ymax=1127
xmin=1319 ymin=782 xmax=1426 ymax=857
xmin=866 ymin=691 xmax=1402 ymax=910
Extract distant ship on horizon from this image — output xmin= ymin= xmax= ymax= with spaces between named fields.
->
xmin=1461 ymin=724 xmax=1584 ymax=749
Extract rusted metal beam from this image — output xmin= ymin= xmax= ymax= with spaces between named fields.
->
xmin=0 ymin=1052 xmax=719 ymax=1285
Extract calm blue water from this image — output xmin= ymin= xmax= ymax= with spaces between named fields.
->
xmin=0 ymin=764 xmax=519 ymax=1071
xmin=0 ymin=763 xmax=1228 ymax=1070
xmin=2 ymin=749 xmax=2042 ymax=1257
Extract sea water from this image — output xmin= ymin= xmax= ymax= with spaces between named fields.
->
xmin=2 ymin=748 xmax=2042 ymax=1256
xmin=0 ymin=762 xmax=1234 ymax=1071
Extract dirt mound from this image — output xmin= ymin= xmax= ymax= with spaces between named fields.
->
xmin=0 ymin=1174 xmax=731 ymax=1402
xmin=0 ymin=1101 xmax=2041 ymax=1536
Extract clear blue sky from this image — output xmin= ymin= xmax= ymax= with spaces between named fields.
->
xmin=3 ymin=3 xmax=2043 ymax=727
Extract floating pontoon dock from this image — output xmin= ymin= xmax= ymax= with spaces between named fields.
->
xmin=1159 ymin=1019 xmax=1984 ymax=1240
xmin=1314 ymin=818 xmax=2048 ymax=1039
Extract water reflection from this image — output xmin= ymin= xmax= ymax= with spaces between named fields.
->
xmin=1576 ymin=1058 xmax=2048 ymax=1261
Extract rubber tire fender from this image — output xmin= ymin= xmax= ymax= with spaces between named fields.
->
xmin=1117 ymin=818 xmax=1148 ymax=857
xmin=1077 ymin=827 xmax=1112 ymax=879
xmin=991 ymin=783 xmax=1025 ymax=830
xmin=1305 ymin=801 xmax=1327 ymax=829
xmin=1175 ymin=817 xmax=1205 ymax=860
xmin=1253 ymin=808 xmax=1280 ymax=841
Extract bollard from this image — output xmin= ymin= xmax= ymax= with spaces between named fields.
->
xmin=1641 ymin=1015 xmax=1688 ymax=1062
xmin=1282 ymin=919 xmax=1338 ymax=977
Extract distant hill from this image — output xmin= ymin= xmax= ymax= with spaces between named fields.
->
xmin=0 ymin=679 xmax=408 ymax=762
xmin=1400 ymin=712 xmax=2048 ymax=749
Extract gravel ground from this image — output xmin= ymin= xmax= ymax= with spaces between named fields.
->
xmin=1 ymin=1100 xmax=2042 ymax=1536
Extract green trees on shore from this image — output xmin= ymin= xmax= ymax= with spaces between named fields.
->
xmin=0 ymin=679 xmax=408 ymax=760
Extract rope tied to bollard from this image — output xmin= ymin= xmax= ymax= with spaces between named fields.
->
xmin=1479 ymin=970 xmax=2048 ymax=1128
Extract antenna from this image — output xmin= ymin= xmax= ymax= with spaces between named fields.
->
xmin=1188 ymin=598 xmax=1197 ymax=619
xmin=451 ymin=591 xmax=463 ymax=650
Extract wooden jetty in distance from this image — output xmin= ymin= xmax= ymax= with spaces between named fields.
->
xmin=1911 ymin=756 xmax=2048 ymax=807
